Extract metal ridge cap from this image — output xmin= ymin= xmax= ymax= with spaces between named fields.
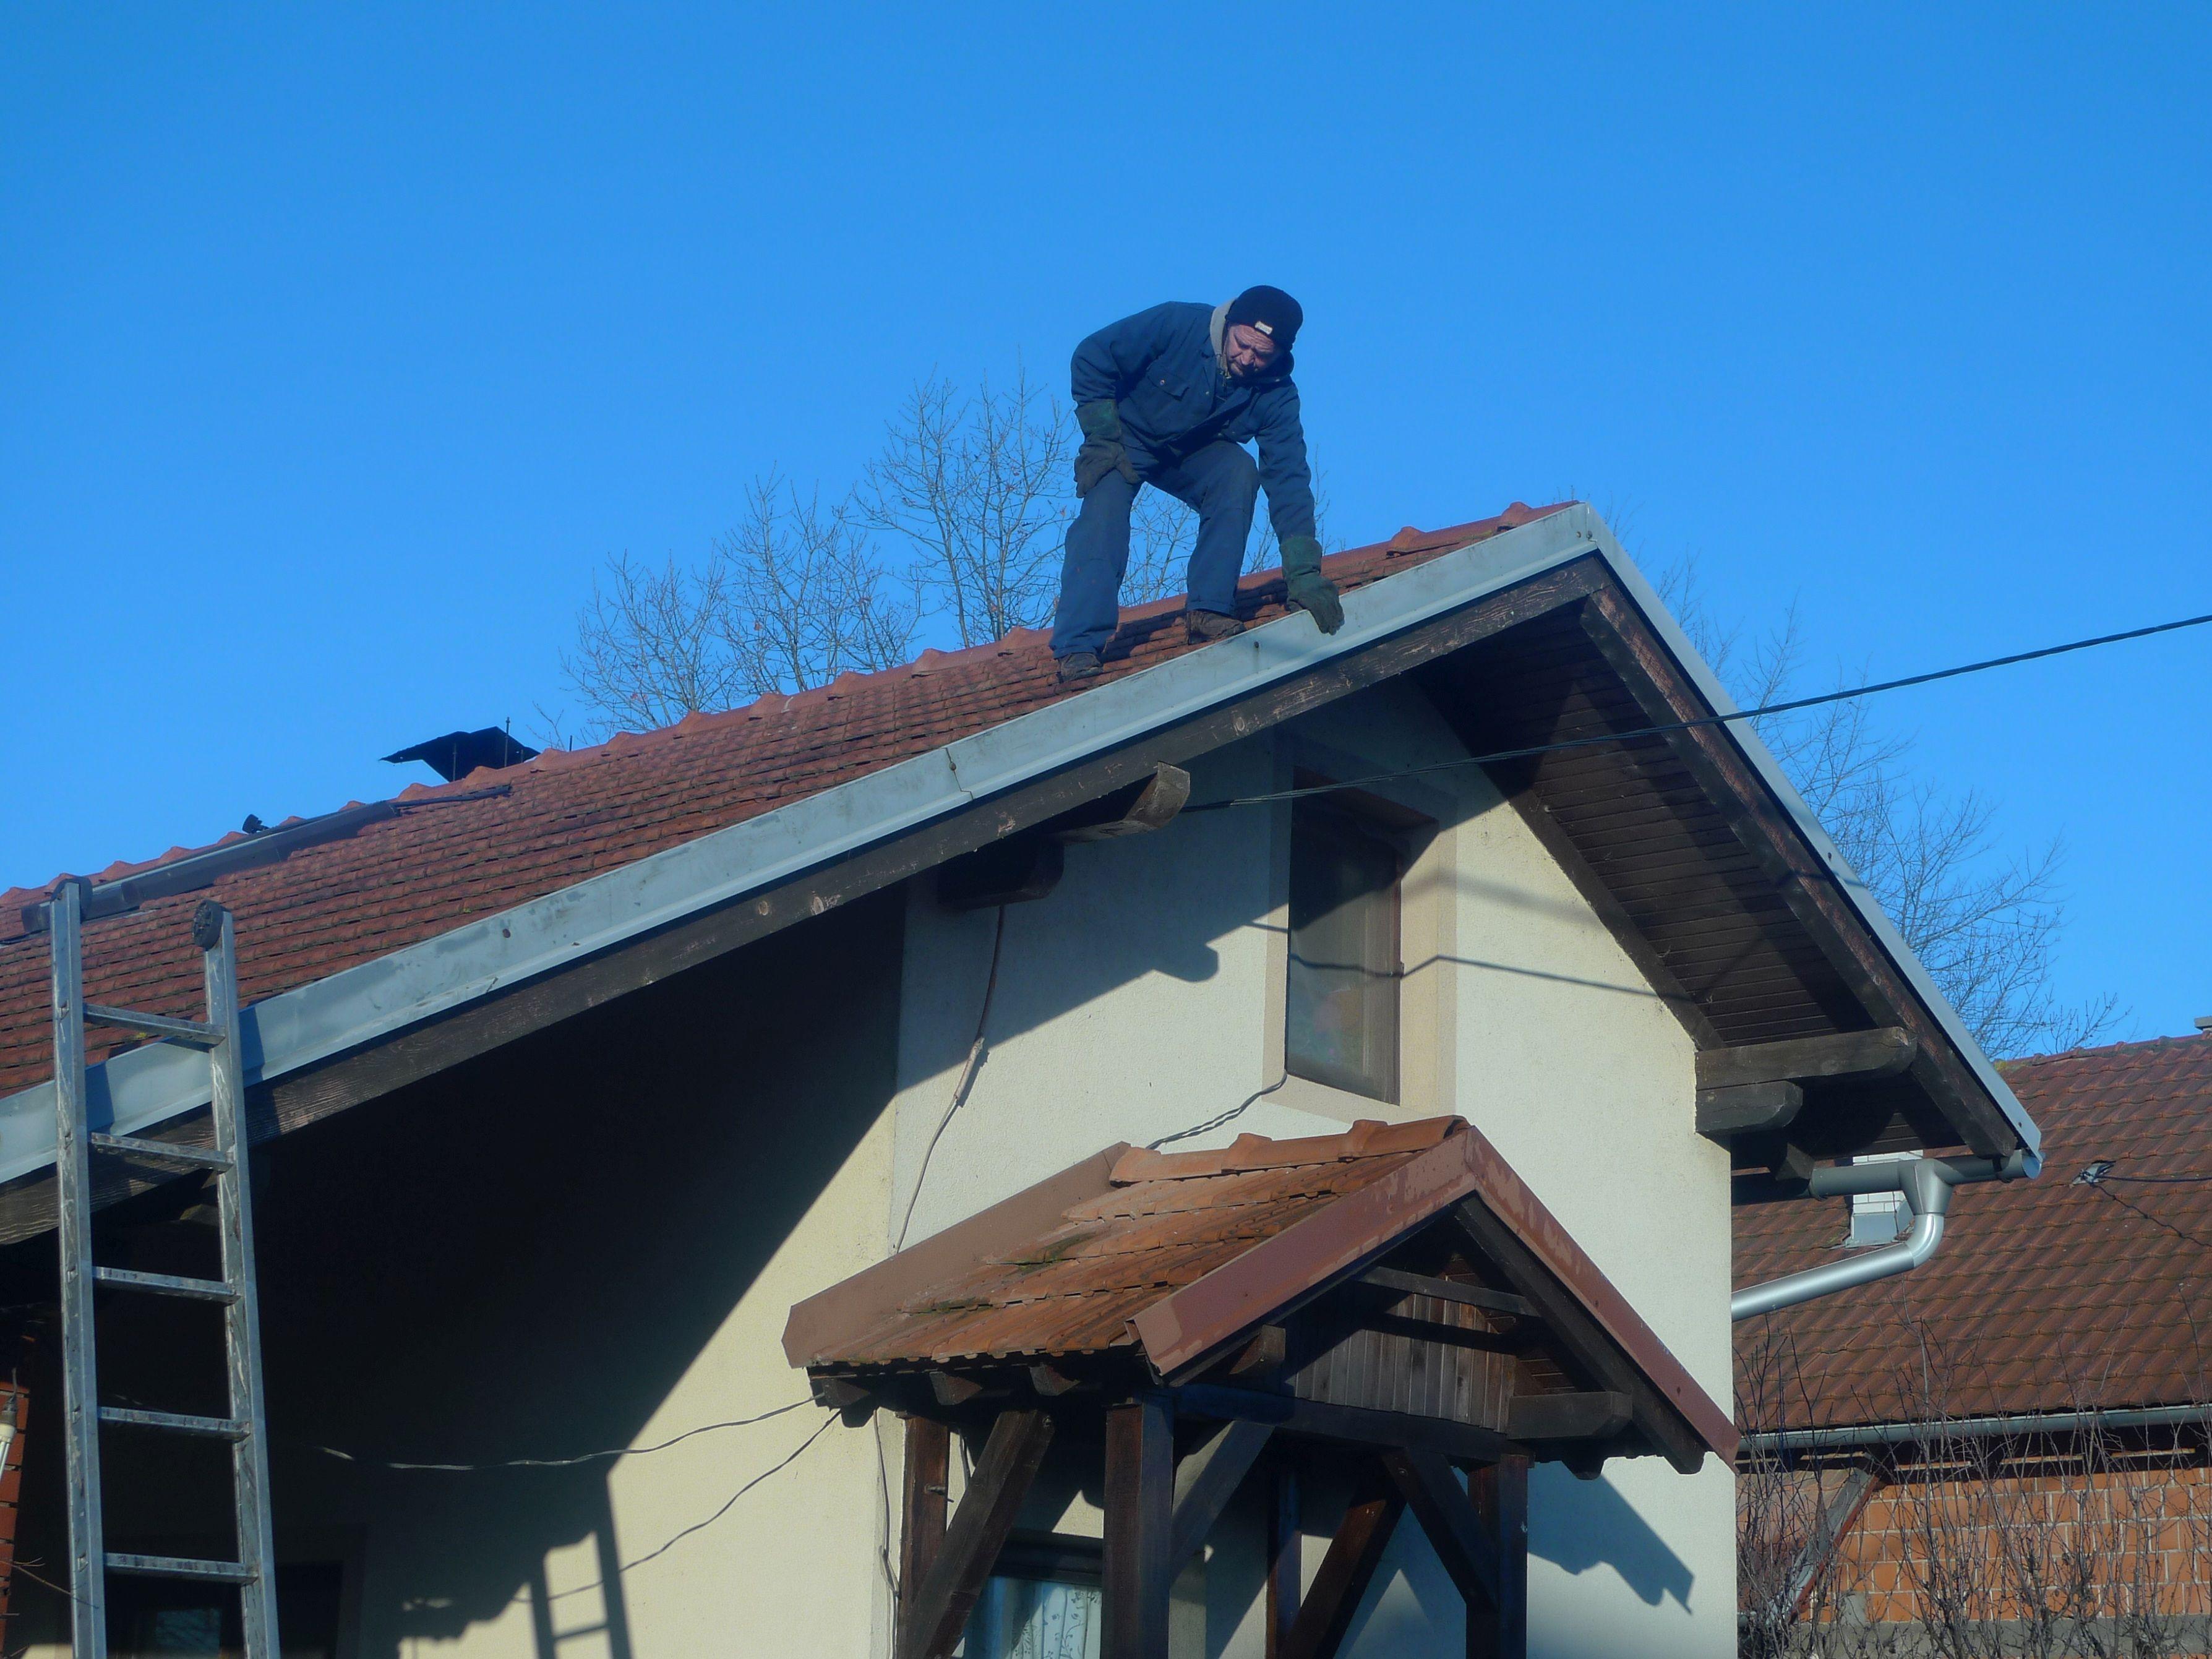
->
xmin=0 ymin=510 xmax=1600 ymax=1188
xmin=1582 ymin=529 xmax=2038 ymax=1157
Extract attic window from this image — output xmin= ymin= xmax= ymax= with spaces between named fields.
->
xmin=1286 ymin=797 xmax=1402 ymax=1102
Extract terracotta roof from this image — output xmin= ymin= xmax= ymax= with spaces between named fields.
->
xmin=0 ymin=505 xmax=1565 ymax=1102
xmin=1735 ymin=1034 xmax=2212 ymax=1431
xmin=787 ymin=1115 xmax=1738 ymax=1468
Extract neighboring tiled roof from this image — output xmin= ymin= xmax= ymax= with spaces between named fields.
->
xmin=787 ymin=1115 xmax=1739 ymax=1467
xmin=1735 ymin=1034 xmax=2212 ymax=1430
xmin=0 ymin=505 xmax=1564 ymax=1100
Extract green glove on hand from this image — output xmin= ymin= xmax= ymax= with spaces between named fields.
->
xmin=1280 ymin=535 xmax=1344 ymax=634
xmin=1073 ymin=400 xmax=1138 ymax=497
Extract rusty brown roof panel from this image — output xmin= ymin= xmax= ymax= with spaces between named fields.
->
xmin=787 ymin=1115 xmax=1738 ymax=1468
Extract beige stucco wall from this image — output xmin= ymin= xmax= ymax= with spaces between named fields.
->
xmin=884 ymin=680 xmax=1733 ymax=1659
xmin=7 ymin=679 xmax=1730 ymax=1659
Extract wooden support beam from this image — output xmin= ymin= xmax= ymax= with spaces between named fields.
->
xmin=1267 ymin=1458 xmax=1301 ymax=1659
xmin=896 ymin=1409 xmax=1054 ymax=1659
xmin=1176 ymin=1383 xmax=1517 ymax=1467
xmin=1103 ymin=1395 xmax=1175 ymax=1659
xmin=1168 ymin=1420 xmax=1274 ymax=1574
xmin=1055 ymin=765 xmax=1192 ymax=841
xmin=895 ymin=1417 xmax=950 ymax=1638
xmin=1505 ymin=1391 xmax=1633 ymax=1443
xmin=1358 ymin=1267 xmax=1537 ymax=1320
xmin=1449 ymin=1199 xmax=1705 ymax=1474
xmin=1380 ymin=1448 xmax=1499 ymax=1610
xmin=1279 ymin=1462 xmax=1405 ymax=1659
xmin=1696 ymin=1029 xmax=1916 ymax=1091
xmin=1695 ymin=1080 xmax=1803 ymax=1140
xmin=1467 ymin=1457 xmax=1528 ymax=1659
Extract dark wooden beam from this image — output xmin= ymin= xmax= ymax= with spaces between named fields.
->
xmin=0 ymin=555 xmax=1618 ymax=1247
xmin=1380 ymin=1448 xmax=1499 ymax=1611
xmin=1103 ymin=1395 xmax=1175 ymax=1659
xmin=1505 ymin=1391 xmax=1633 ymax=1443
xmin=1358 ymin=1267 xmax=1537 ymax=1320
xmin=1267 ymin=1458 xmax=1301 ymax=1659
xmin=1054 ymin=764 xmax=1191 ymax=841
xmin=1280 ymin=1462 xmax=1405 ymax=1659
xmin=1168 ymin=1419 xmax=1274 ymax=1574
xmin=896 ymin=1408 xmax=1054 ymax=1659
xmin=1696 ymin=1029 xmax=1916 ymax=1091
xmin=1449 ymin=1199 xmax=1706 ymax=1474
xmin=1175 ymin=1383 xmax=1517 ymax=1467
xmin=895 ymin=1416 xmax=950 ymax=1639
xmin=1467 ymin=1457 xmax=1528 ymax=1659
xmin=1578 ymin=589 xmax=2015 ymax=1156
xmin=1695 ymin=1080 xmax=1803 ymax=1139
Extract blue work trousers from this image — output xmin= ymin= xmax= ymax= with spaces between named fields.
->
xmin=1049 ymin=440 xmax=1260 ymax=659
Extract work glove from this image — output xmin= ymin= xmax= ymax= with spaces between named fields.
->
xmin=1280 ymin=535 xmax=1344 ymax=634
xmin=1073 ymin=399 xmax=1138 ymax=497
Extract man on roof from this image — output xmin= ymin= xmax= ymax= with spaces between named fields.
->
xmin=1049 ymin=286 xmax=1343 ymax=684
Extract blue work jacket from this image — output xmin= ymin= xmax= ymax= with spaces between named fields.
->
xmin=1070 ymin=301 xmax=1316 ymax=542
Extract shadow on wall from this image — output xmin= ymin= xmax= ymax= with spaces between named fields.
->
xmin=1529 ymin=1468 xmax=1695 ymax=1611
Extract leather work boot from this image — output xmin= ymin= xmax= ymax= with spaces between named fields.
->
xmin=1185 ymin=609 xmax=1246 ymax=645
xmin=1056 ymin=650 xmax=1103 ymax=684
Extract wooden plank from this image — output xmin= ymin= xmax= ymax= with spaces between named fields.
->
xmin=1467 ymin=1457 xmax=1528 ymax=1659
xmin=1177 ymin=1383 xmax=1517 ymax=1467
xmin=1380 ymin=1448 xmax=1499 ymax=1611
xmin=1695 ymin=1081 xmax=1804 ymax=1139
xmin=1102 ymin=1395 xmax=1174 ymax=1659
xmin=1279 ymin=1461 xmax=1405 ymax=1659
xmin=1168 ymin=1418 xmax=1273 ymax=1574
xmin=895 ymin=1416 xmax=950 ymax=1635
xmin=1448 ymin=1198 xmax=1705 ymax=1473
xmin=1267 ymin=1457 xmax=1301 ymax=1659
xmin=1505 ymin=1391 xmax=1633 ymax=1442
xmin=1696 ymin=1028 xmax=1917 ymax=1090
xmin=1358 ymin=1267 xmax=1535 ymax=1320
xmin=896 ymin=1408 xmax=1054 ymax=1659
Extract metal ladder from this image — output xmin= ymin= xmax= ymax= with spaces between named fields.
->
xmin=47 ymin=879 xmax=281 ymax=1659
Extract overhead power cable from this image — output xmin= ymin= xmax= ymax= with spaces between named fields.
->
xmin=306 ymin=1397 xmax=813 ymax=1471
xmin=1186 ymin=608 xmax=2212 ymax=812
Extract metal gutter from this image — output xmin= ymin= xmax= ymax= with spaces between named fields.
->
xmin=1731 ymin=1151 xmax=2039 ymax=1322
xmin=0 ymin=503 xmax=2034 ymax=1185
xmin=1745 ymin=1402 xmax=2212 ymax=1455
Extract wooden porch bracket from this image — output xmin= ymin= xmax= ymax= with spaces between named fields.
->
xmin=1506 ymin=1391 xmax=1633 ymax=1443
xmin=1380 ymin=1448 xmax=1501 ymax=1610
xmin=1695 ymin=1081 xmax=1804 ymax=1140
xmin=1279 ymin=1462 xmax=1405 ymax=1659
xmin=1168 ymin=1419 xmax=1274 ymax=1575
xmin=895 ymin=1408 xmax=1055 ymax=1659
xmin=1696 ymin=1028 xmax=1916 ymax=1091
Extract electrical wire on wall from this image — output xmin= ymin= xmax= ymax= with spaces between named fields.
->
xmin=894 ymin=903 xmax=1008 ymax=1251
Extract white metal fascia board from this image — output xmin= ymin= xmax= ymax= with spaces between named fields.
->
xmin=0 ymin=503 xmax=2032 ymax=1181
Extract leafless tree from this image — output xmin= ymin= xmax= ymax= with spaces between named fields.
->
xmin=854 ymin=369 xmax=1071 ymax=644
xmin=551 ymin=473 xmax=915 ymax=744
xmin=1657 ymin=562 xmax=2119 ymax=1058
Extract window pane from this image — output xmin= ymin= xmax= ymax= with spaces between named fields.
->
xmin=966 ymin=1576 xmax=1103 ymax=1659
xmin=1286 ymin=805 xmax=1399 ymax=1100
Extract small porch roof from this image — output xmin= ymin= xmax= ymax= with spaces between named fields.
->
xmin=786 ymin=1117 xmax=1738 ymax=1472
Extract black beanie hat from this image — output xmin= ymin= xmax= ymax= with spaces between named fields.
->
xmin=1225 ymin=285 xmax=1303 ymax=351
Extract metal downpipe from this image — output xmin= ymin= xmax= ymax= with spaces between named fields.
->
xmin=1731 ymin=1151 xmax=2039 ymax=1322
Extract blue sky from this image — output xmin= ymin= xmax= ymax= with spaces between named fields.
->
xmin=4 ymin=5 xmax=2206 ymax=1042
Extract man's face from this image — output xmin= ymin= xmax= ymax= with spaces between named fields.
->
xmin=1224 ymin=322 xmax=1280 ymax=379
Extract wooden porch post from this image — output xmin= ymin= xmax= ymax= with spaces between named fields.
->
xmin=1467 ymin=1455 xmax=1528 ymax=1659
xmin=1266 ymin=1456 xmax=1301 ymax=1659
xmin=1102 ymin=1395 xmax=1174 ymax=1659
xmin=896 ymin=1415 xmax=951 ymax=1636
